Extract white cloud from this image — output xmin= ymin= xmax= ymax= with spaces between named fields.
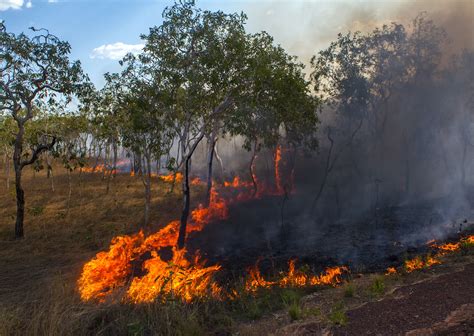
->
xmin=47 ymin=0 xmax=57 ymax=3
xmin=0 ymin=0 xmax=24 ymax=11
xmin=25 ymin=0 xmax=31 ymax=8
xmin=90 ymin=42 xmax=144 ymax=61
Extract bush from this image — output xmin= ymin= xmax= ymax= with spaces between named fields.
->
xmin=328 ymin=302 xmax=347 ymax=326
xmin=369 ymin=276 xmax=385 ymax=297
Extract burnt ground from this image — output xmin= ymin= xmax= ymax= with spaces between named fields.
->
xmin=333 ymin=263 xmax=474 ymax=336
xmin=188 ymin=191 xmax=474 ymax=278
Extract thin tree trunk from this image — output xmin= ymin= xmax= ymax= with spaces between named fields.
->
xmin=214 ymin=142 xmax=225 ymax=179
xmin=177 ymin=132 xmax=205 ymax=249
xmin=13 ymin=124 xmax=25 ymax=239
xmin=249 ymin=141 xmax=258 ymax=197
xmin=4 ymin=151 xmax=10 ymax=190
xmin=46 ymin=153 xmax=54 ymax=192
xmin=141 ymin=149 xmax=152 ymax=227
xmin=205 ymin=137 xmax=216 ymax=206
xmin=178 ymin=154 xmax=192 ymax=249
xmin=66 ymin=169 xmax=72 ymax=215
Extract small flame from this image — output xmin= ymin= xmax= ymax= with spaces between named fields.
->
xmin=159 ymin=172 xmax=183 ymax=183
xmin=385 ymin=267 xmax=397 ymax=275
xmin=404 ymin=255 xmax=440 ymax=273
xmin=82 ymin=164 xmax=117 ymax=175
xmin=275 ymin=145 xmax=282 ymax=194
xmin=244 ymin=259 xmax=348 ymax=293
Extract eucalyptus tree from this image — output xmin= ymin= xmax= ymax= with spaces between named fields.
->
xmin=142 ymin=1 xmax=319 ymax=248
xmin=141 ymin=1 xmax=245 ymax=248
xmin=225 ymin=31 xmax=319 ymax=196
xmin=0 ymin=22 xmax=87 ymax=238
xmin=119 ymin=55 xmax=175 ymax=227
xmin=0 ymin=116 xmax=15 ymax=189
xmin=310 ymin=15 xmax=448 ymax=214
xmin=95 ymin=73 xmax=126 ymax=192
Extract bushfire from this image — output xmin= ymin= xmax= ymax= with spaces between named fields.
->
xmin=385 ymin=235 xmax=474 ymax=275
xmin=77 ymin=146 xmax=351 ymax=304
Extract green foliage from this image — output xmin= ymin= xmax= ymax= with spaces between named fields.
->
xmin=328 ymin=302 xmax=347 ymax=326
xmin=288 ymin=302 xmax=303 ymax=321
xmin=369 ymin=276 xmax=385 ymax=297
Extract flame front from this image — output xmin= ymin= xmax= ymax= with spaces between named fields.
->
xmin=78 ymin=187 xmax=229 ymax=303
xmin=245 ymin=259 xmax=348 ymax=293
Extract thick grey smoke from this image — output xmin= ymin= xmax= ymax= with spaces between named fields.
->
xmin=185 ymin=1 xmax=474 ymax=271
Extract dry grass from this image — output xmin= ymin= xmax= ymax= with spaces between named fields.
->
xmin=0 ymin=164 xmax=215 ymax=335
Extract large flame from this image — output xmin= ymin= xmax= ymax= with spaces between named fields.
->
xmin=78 ymin=187 xmax=229 ymax=303
xmin=78 ymin=176 xmax=349 ymax=303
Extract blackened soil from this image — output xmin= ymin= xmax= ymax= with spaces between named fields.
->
xmin=333 ymin=263 xmax=474 ymax=336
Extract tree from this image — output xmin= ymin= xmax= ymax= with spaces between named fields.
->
xmin=0 ymin=23 xmax=87 ymax=238
xmin=142 ymin=1 xmax=245 ymax=248
xmin=119 ymin=55 xmax=175 ymax=227
xmin=141 ymin=1 xmax=318 ymax=248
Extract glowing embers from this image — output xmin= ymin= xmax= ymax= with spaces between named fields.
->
xmin=245 ymin=259 xmax=349 ymax=293
xmin=385 ymin=267 xmax=397 ymax=275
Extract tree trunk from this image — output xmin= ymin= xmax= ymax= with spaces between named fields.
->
xmin=177 ymin=154 xmax=192 ymax=249
xmin=177 ymin=132 xmax=205 ymax=249
xmin=205 ymin=138 xmax=216 ymax=206
xmin=249 ymin=141 xmax=258 ymax=196
xmin=214 ymin=142 xmax=225 ymax=178
xmin=66 ymin=169 xmax=72 ymax=215
xmin=143 ymin=152 xmax=152 ymax=227
xmin=13 ymin=124 xmax=25 ymax=239
xmin=4 ymin=150 xmax=10 ymax=190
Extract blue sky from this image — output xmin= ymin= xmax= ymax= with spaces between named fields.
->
xmin=1 ymin=0 xmax=469 ymax=88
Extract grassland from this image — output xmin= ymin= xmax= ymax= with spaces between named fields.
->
xmin=0 ymin=164 xmax=473 ymax=336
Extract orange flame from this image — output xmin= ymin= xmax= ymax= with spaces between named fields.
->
xmin=78 ymin=186 xmax=231 ymax=303
xmin=191 ymin=177 xmax=203 ymax=185
xmin=127 ymin=247 xmax=222 ymax=303
xmin=404 ymin=255 xmax=440 ymax=273
xmin=275 ymin=145 xmax=282 ymax=194
xmin=244 ymin=259 xmax=348 ymax=293
xmin=245 ymin=262 xmax=275 ymax=293
xmin=385 ymin=267 xmax=397 ymax=275
xmin=159 ymin=172 xmax=183 ymax=183
xmin=82 ymin=164 xmax=117 ymax=175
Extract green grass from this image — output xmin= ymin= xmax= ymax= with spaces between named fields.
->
xmin=368 ymin=276 xmax=385 ymax=298
xmin=328 ymin=301 xmax=347 ymax=326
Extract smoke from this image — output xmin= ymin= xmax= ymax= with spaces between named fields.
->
xmin=240 ymin=0 xmax=473 ymax=70
xmin=180 ymin=1 xmax=474 ymax=271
